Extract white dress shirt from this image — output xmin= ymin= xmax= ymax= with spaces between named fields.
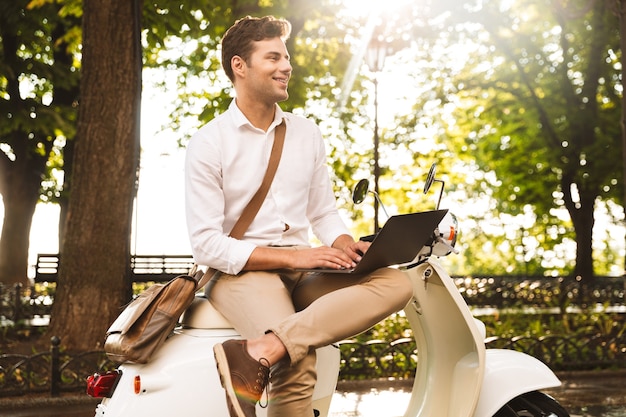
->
xmin=185 ymin=101 xmax=351 ymax=274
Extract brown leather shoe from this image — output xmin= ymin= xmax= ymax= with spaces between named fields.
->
xmin=214 ymin=339 xmax=270 ymax=417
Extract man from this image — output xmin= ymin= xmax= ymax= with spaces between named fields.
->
xmin=185 ymin=15 xmax=412 ymax=417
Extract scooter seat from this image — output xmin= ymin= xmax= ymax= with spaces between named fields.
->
xmin=180 ymin=295 xmax=234 ymax=329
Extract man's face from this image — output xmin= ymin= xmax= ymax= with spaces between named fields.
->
xmin=239 ymin=37 xmax=292 ymax=104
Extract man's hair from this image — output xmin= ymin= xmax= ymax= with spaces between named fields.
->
xmin=221 ymin=15 xmax=292 ymax=83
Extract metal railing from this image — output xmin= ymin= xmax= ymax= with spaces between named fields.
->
xmin=0 ymin=336 xmax=110 ymax=398
xmin=1 ymin=332 xmax=625 ymax=398
xmin=337 ymin=333 xmax=626 ymax=381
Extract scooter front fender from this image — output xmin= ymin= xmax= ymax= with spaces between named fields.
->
xmin=473 ymin=349 xmax=561 ymax=417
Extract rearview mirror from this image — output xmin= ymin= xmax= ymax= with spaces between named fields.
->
xmin=352 ymin=179 xmax=370 ymax=204
xmin=424 ymin=163 xmax=437 ymax=194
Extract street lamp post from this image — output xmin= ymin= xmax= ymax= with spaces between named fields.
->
xmin=366 ymin=39 xmax=387 ymax=233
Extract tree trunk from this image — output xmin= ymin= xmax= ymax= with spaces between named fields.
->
xmin=0 ymin=140 xmax=41 ymax=286
xmin=46 ymin=0 xmax=142 ymax=351
xmin=562 ymin=169 xmax=596 ymax=307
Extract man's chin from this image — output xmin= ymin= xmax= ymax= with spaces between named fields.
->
xmin=277 ymin=91 xmax=289 ymax=102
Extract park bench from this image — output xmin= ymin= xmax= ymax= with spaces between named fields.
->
xmin=34 ymin=253 xmax=195 ymax=283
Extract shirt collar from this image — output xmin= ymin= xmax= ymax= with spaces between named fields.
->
xmin=228 ymin=100 xmax=286 ymax=131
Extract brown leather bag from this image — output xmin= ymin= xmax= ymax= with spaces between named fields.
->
xmin=104 ymin=269 xmax=209 ymax=363
xmin=103 ymin=121 xmax=286 ymax=364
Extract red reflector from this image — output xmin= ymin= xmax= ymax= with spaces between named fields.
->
xmin=134 ymin=375 xmax=141 ymax=394
xmin=86 ymin=371 xmax=120 ymax=398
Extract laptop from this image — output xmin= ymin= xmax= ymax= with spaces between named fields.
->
xmin=297 ymin=209 xmax=448 ymax=275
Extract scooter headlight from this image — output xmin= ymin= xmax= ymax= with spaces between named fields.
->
xmin=431 ymin=212 xmax=458 ymax=256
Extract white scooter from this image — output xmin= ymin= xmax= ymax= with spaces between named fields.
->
xmin=87 ymin=164 xmax=570 ymax=417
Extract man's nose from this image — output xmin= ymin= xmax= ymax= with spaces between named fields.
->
xmin=281 ymin=59 xmax=292 ymax=73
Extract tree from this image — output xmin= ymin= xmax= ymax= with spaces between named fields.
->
xmin=45 ymin=0 xmax=142 ymax=349
xmin=0 ymin=0 xmax=80 ymax=286
xmin=473 ymin=0 xmax=621 ymax=283
xmin=391 ymin=0 xmax=623 ymax=283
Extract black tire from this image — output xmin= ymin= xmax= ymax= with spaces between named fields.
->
xmin=493 ymin=391 xmax=570 ymax=417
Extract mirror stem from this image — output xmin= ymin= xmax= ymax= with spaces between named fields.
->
xmin=434 ymin=179 xmax=445 ymax=210
xmin=371 ymin=190 xmax=390 ymax=223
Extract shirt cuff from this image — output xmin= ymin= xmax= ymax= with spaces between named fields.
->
xmin=228 ymin=239 xmax=257 ymax=275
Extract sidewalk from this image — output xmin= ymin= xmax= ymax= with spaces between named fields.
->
xmin=333 ymin=370 xmax=626 ymax=417
xmin=0 ymin=395 xmax=99 ymax=417
xmin=547 ymin=369 xmax=626 ymax=410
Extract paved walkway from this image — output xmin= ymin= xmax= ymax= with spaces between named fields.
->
xmin=546 ymin=370 xmax=626 ymax=415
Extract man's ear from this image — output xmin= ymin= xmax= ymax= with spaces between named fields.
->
xmin=231 ymin=56 xmax=246 ymax=78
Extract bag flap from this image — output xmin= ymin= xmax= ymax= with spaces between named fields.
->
xmin=106 ymin=283 xmax=166 ymax=335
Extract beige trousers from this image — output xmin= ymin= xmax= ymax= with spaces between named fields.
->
xmin=208 ymin=262 xmax=413 ymax=417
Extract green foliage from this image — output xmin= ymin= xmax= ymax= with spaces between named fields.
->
xmin=481 ymin=310 xmax=626 ymax=341
xmin=361 ymin=312 xmax=411 ymax=342
xmin=0 ymin=0 xmax=81 ymax=202
xmin=362 ymin=308 xmax=626 ymax=346
xmin=382 ymin=0 xmax=624 ymax=277
xmin=449 ymin=1 xmax=622 ymax=274
xmin=342 ymin=304 xmax=626 ymax=377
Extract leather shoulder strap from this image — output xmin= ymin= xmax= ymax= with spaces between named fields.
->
xmin=229 ymin=119 xmax=286 ymax=239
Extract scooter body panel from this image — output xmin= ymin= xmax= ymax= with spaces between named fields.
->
xmin=473 ymin=349 xmax=562 ymax=417
xmin=403 ymin=260 xmax=562 ymax=417
xmin=94 ymin=327 xmax=340 ymax=417
xmin=403 ymin=261 xmax=485 ymax=417
xmin=96 ymin=328 xmax=241 ymax=416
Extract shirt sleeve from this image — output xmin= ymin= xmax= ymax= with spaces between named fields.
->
xmin=184 ymin=128 xmax=256 ymax=275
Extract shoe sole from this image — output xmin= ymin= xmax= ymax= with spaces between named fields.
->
xmin=213 ymin=343 xmax=247 ymax=417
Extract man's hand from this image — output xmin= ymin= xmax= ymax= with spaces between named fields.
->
xmin=327 ymin=234 xmax=371 ymax=267
xmin=339 ymin=239 xmax=371 ymax=263
xmin=244 ymin=234 xmax=370 ymax=271
xmin=290 ymin=246 xmax=358 ymax=270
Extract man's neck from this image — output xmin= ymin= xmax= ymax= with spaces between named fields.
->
xmin=234 ymin=97 xmax=276 ymax=132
